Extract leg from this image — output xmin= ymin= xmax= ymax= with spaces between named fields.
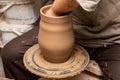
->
xmin=95 ymin=45 xmax=120 ymax=80
xmin=1 ymin=25 xmax=40 ymax=80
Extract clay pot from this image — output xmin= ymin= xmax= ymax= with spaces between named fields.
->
xmin=38 ymin=5 xmax=74 ymax=63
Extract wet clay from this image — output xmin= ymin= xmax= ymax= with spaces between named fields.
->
xmin=38 ymin=5 xmax=74 ymax=63
xmin=23 ymin=4 xmax=90 ymax=80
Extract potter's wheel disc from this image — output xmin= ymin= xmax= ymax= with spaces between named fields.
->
xmin=23 ymin=44 xmax=89 ymax=79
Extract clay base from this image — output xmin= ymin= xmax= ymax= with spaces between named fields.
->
xmin=23 ymin=44 xmax=89 ymax=79
xmin=39 ymin=60 xmax=103 ymax=80
xmin=39 ymin=73 xmax=101 ymax=80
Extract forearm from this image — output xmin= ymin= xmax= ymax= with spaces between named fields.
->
xmin=46 ymin=0 xmax=79 ymax=16
xmin=45 ymin=0 xmax=101 ymax=16
xmin=51 ymin=0 xmax=78 ymax=15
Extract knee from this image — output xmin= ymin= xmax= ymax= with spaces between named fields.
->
xmin=1 ymin=40 xmax=23 ymax=63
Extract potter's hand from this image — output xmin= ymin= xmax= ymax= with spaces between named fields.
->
xmin=46 ymin=0 xmax=79 ymax=16
xmin=46 ymin=0 xmax=101 ymax=16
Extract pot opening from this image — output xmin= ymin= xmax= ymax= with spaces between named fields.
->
xmin=40 ymin=5 xmax=71 ymax=19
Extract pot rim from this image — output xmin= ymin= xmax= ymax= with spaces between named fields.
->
xmin=40 ymin=4 xmax=71 ymax=19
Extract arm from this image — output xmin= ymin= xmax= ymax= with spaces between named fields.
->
xmin=46 ymin=0 xmax=101 ymax=16
xmin=46 ymin=0 xmax=79 ymax=16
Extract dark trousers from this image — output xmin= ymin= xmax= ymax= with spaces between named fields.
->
xmin=1 ymin=25 xmax=120 ymax=80
xmin=1 ymin=25 xmax=40 ymax=80
xmin=83 ymin=44 xmax=120 ymax=80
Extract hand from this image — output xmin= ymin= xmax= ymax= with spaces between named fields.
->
xmin=46 ymin=0 xmax=79 ymax=16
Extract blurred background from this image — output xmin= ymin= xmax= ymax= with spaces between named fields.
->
xmin=0 ymin=0 xmax=47 ymax=78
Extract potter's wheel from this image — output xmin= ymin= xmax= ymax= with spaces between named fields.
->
xmin=23 ymin=44 xmax=89 ymax=79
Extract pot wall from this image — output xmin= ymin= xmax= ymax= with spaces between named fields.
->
xmin=38 ymin=5 xmax=75 ymax=63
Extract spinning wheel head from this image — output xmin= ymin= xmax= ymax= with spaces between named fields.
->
xmin=23 ymin=44 xmax=89 ymax=79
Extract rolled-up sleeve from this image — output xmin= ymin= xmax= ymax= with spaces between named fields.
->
xmin=76 ymin=0 xmax=101 ymax=11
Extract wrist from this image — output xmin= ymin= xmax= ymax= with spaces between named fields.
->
xmin=45 ymin=8 xmax=58 ymax=17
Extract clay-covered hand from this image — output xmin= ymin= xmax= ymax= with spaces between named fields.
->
xmin=46 ymin=0 xmax=79 ymax=16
